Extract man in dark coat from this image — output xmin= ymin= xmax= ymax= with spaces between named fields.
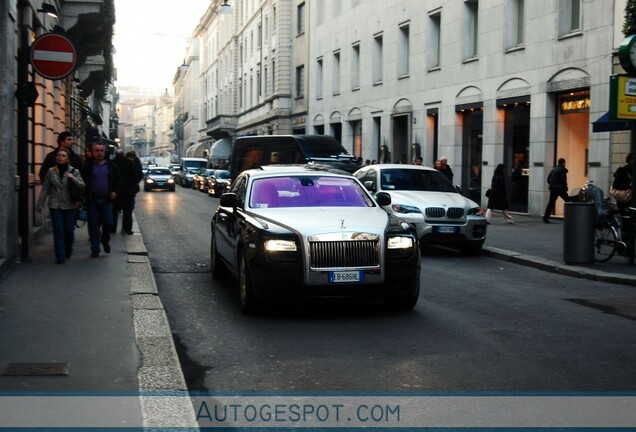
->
xmin=112 ymin=150 xmax=143 ymax=234
xmin=543 ymin=158 xmax=570 ymax=223
xmin=39 ymin=131 xmax=83 ymax=183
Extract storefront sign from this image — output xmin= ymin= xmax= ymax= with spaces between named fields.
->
xmin=610 ymin=74 xmax=636 ymax=120
xmin=559 ymin=95 xmax=590 ymax=114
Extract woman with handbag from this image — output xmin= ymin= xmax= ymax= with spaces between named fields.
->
xmin=610 ymin=153 xmax=632 ymax=211
xmin=36 ymin=148 xmax=85 ymax=263
xmin=485 ymin=163 xmax=513 ymax=224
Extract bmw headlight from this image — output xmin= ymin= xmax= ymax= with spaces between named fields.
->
xmin=168 ymin=178 xmax=175 ymax=184
xmin=387 ymin=236 xmax=414 ymax=249
xmin=146 ymin=178 xmax=154 ymax=184
xmin=467 ymin=207 xmax=484 ymax=216
xmin=264 ymin=239 xmax=297 ymax=252
xmin=391 ymin=204 xmax=421 ymax=214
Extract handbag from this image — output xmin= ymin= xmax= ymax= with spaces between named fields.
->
xmin=67 ymin=171 xmax=84 ymax=202
xmin=485 ymin=188 xmax=492 ymax=198
xmin=609 ymin=186 xmax=632 ymax=204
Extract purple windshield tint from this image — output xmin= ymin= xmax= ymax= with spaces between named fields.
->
xmin=249 ymin=177 xmax=371 ymax=208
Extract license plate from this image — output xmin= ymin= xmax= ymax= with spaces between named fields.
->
xmin=329 ymin=271 xmax=364 ymax=283
xmin=435 ymin=226 xmax=458 ymax=234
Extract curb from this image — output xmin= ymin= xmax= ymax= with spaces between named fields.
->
xmin=125 ymin=218 xmax=199 ymax=429
xmin=481 ymin=246 xmax=636 ymax=287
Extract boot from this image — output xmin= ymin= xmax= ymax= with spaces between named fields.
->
xmin=485 ymin=208 xmax=492 ymax=224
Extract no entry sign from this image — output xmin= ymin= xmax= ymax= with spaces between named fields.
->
xmin=30 ymin=33 xmax=77 ymax=80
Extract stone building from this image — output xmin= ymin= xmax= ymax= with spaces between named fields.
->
xmin=1 ymin=0 xmax=114 ymax=268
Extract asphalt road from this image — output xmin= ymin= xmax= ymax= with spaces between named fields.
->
xmin=135 ymin=186 xmax=636 ymax=393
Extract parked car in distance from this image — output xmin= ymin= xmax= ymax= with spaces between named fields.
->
xmin=179 ymin=167 xmax=201 ymax=188
xmin=229 ymin=135 xmax=359 ymax=182
xmin=194 ymin=169 xmax=216 ymax=192
xmin=210 ymin=165 xmax=421 ymax=314
xmin=144 ymin=167 xmax=176 ymax=192
xmin=354 ymin=164 xmax=487 ymax=253
xmin=207 ymin=169 xmax=231 ymax=197
xmin=169 ymin=164 xmax=181 ymax=176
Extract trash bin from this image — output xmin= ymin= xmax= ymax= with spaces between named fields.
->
xmin=563 ymin=201 xmax=596 ymax=264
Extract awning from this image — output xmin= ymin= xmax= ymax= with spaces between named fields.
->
xmin=209 ymin=138 xmax=231 ymax=159
xmin=592 ymin=112 xmax=632 ymax=133
xmin=186 ymin=142 xmax=206 ymax=157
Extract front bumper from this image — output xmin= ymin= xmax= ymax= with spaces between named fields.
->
xmin=398 ymin=213 xmax=487 ymax=246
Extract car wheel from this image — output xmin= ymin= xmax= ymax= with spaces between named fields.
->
xmin=170 ymin=187 xmax=176 ymax=192
xmin=238 ymin=253 xmax=258 ymax=314
xmin=210 ymin=233 xmax=226 ymax=280
xmin=387 ymin=277 xmax=420 ymax=311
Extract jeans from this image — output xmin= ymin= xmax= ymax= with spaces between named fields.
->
xmin=49 ymin=208 xmax=77 ymax=260
xmin=87 ymin=197 xmax=113 ymax=253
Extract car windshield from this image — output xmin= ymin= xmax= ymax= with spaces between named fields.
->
xmin=380 ymin=168 xmax=456 ymax=192
xmin=216 ymin=170 xmax=230 ymax=179
xmin=249 ymin=176 xmax=373 ymax=209
xmin=150 ymin=169 xmax=171 ymax=175
xmin=186 ymin=168 xmax=200 ymax=174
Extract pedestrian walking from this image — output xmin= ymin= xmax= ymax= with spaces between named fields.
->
xmin=39 ymin=131 xmax=83 ymax=184
xmin=412 ymin=156 xmax=423 ymax=165
xmin=81 ymin=142 xmax=121 ymax=257
xmin=610 ymin=153 xmax=632 ymax=211
xmin=112 ymin=150 xmax=144 ymax=235
xmin=439 ymin=156 xmax=454 ymax=183
xmin=36 ymin=148 xmax=85 ymax=263
xmin=485 ymin=163 xmax=513 ymax=224
xmin=543 ymin=158 xmax=570 ymax=223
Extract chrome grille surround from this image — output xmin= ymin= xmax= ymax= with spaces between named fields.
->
xmin=307 ymin=233 xmax=380 ymax=269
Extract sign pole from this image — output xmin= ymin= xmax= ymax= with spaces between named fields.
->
xmin=16 ymin=23 xmax=32 ymax=262
xmin=630 ymin=122 xmax=636 ymax=265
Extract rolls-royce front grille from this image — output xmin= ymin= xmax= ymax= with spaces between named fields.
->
xmin=309 ymin=240 xmax=379 ymax=268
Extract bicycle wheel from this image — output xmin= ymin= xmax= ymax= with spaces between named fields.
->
xmin=594 ymin=225 xmax=617 ymax=263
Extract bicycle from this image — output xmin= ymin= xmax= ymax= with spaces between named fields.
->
xmin=581 ymin=181 xmax=631 ymax=262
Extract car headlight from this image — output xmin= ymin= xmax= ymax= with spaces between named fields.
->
xmin=264 ymin=239 xmax=297 ymax=252
xmin=146 ymin=178 xmax=154 ymax=184
xmin=467 ymin=207 xmax=484 ymax=216
xmin=387 ymin=236 xmax=414 ymax=249
xmin=168 ymin=178 xmax=175 ymax=184
xmin=391 ymin=204 xmax=421 ymax=214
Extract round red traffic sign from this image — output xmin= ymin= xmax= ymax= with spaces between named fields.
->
xmin=30 ymin=33 xmax=77 ymax=80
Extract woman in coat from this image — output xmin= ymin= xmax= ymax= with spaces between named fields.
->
xmin=36 ymin=148 xmax=85 ymax=263
xmin=486 ymin=163 xmax=513 ymax=224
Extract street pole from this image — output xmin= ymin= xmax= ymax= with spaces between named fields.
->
xmin=16 ymin=20 xmax=32 ymax=263
xmin=629 ymin=122 xmax=636 ymax=265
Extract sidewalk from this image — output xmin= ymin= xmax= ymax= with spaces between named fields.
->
xmin=483 ymin=212 xmax=636 ymax=286
xmin=0 ymin=219 xmax=197 ymax=428
xmin=0 ymin=211 xmax=635 ymax=426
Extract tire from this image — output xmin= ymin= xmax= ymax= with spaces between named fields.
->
xmin=594 ymin=225 xmax=617 ymax=263
xmin=210 ymin=233 xmax=226 ymax=280
xmin=238 ymin=253 xmax=259 ymax=314
xmin=387 ymin=276 xmax=420 ymax=311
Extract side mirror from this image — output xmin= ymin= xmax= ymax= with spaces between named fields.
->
xmin=376 ymin=192 xmax=391 ymax=207
xmin=363 ymin=180 xmax=376 ymax=192
xmin=219 ymin=192 xmax=237 ymax=208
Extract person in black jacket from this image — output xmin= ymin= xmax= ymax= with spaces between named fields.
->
xmin=112 ymin=150 xmax=144 ymax=235
xmin=39 ymin=131 xmax=83 ymax=184
xmin=543 ymin=158 xmax=570 ymax=224
xmin=485 ymin=163 xmax=513 ymax=224
xmin=611 ymin=153 xmax=632 ymax=211
xmin=81 ymin=142 xmax=121 ymax=257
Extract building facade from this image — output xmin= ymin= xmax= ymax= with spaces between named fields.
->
xmin=1 ymin=0 xmax=114 ymax=268
xmin=307 ymin=0 xmax=627 ymax=216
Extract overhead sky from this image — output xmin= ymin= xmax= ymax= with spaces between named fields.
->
xmin=113 ymin=0 xmax=210 ymax=93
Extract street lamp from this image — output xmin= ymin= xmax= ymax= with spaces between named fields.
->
xmin=219 ymin=0 xmax=232 ymax=15
xmin=38 ymin=3 xmax=58 ymax=18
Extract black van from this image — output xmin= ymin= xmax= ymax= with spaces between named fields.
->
xmin=229 ymin=135 xmax=359 ymax=180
